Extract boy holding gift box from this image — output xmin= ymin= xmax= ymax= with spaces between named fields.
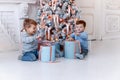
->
xmin=70 ymin=20 xmax=88 ymax=60
xmin=19 ymin=18 xmax=42 ymax=61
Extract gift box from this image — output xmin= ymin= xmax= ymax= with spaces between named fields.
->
xmin=64 ymin=41 xmax=81 ymax=59
xmin=38 ymin=41 xmax=56 ymax=62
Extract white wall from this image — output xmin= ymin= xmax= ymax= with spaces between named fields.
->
xmin=0 ymin=3 xmax=20 ymax=51
xmin=1 ymin=0 xmax=120 ymax=51
xmin=0 ymin=0 xmax=37 ymax=51
xmin=28 ymin=4 xmax=38 ymax=20
xmin=77 ymin=0 xmax=120 ymax=40
xmin=101 ymin=0 xmax=120 ymax=39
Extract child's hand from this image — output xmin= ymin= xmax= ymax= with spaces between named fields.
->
xmin=75 ymin=32 xmax=80 ymax=36
xmin=36 ymin=36 xmax=42 ymax=41
xmin=66 ymin=37 xmax=74 ymax=41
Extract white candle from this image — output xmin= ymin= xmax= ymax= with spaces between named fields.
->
xmin=40 ymin=0 xmax=43 ymax=8
xmin=40 ymin=15 xmax=44 ymax=28
xmin=52 ymin=0 xmax=54 ymax=10
xmin=52 ymin=0 xmax=56 ymax=11
xmin=56 ymin=15 xmax=59 ymax=28
xmin=54 ymin=15 xmax=59 ymax=29
xmin=45 ymin=27 xmax=48 ymax=40
xmin=53 ymin=15 xmax=58 ymax=29
xmin=48 ymin=28 xmax=51 ymax=40
xmin=68 ymin=5 xmax=71 ymax=16
xmin=54 ymin=3 xmax=56 ymax=11
xmin=67 ymin=24 xmax=69 ymax=35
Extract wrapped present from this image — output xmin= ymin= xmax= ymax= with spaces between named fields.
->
xmin=64 ymin=41 xmax=81 ymax=59
xmin=38 ymin=41 xmax=56 ymax=62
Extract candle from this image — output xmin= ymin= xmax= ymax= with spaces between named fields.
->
xmin=56 ymin=15 xmax=59 ymax=28
xmin=41 ymin=14 xmax=44 ymax=24
xmin=45 ymin=27 xmax=48 ymax=40
xmin=54 ymin=3 xmax=56 ymax=11
xmin=48 ymin=27 xmax=51 ymax=41
xmin=52 ymin=0 xmax=54 ymax=10
xmin=53 ymin=15 xmax=57 ymax=29
xmin=40 ymin=0 xmax=42 ymax=8
xmin=52 ymin=0 xmax=57 ymax=11
xmin=55 ymin=15 xmax=59 ymax=30
xmin=68 ymin=5 xmax=71 ymax=16
xmin=66 ymin=24 xmax=69 ymax=35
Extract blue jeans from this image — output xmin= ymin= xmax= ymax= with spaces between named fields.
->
xmin=21 ymin=49 xmax=38 ymax=61
xmin=55 ymin=42 xmax=64 ymax=58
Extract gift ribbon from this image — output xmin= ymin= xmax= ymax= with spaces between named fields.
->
xmin=74 ymin=41 xmax=81 ymax=59
xmin=50 ymin=46 xmax=52 ymax=61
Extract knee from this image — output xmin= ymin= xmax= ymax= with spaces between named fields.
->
xmin=21 ymin=53 xmax=37 ymax=61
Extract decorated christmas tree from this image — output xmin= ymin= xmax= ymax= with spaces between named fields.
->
xmin=36 ymin=0 xmax=81 ymax=42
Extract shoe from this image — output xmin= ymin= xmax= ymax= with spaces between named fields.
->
xmin=75 ymin=53 xmax=85 ymax=60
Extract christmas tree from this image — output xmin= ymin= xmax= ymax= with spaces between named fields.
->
xmin=36 ymin=0 xmax=81 ymax=42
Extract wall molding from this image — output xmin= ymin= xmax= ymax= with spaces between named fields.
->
xmin=0 ymin=1 xmax=37 ymax=51
xmin=105 ymin=14 xmax=120 ymax=33
xmin=81 ymin=13 xmax=94 ymax=35
xmin=105 ymin=0 xmax=120 ymax=10
xmin=76 ymin=0 xmax=95 ymax=8
xmin=0 ymin=0 xmax=37 ymax=4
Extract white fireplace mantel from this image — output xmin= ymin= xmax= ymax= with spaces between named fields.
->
xmin=0 ymin=0 xmax=38 ymax=51
xmin=0 ymin=0 xmax=37 ymax=4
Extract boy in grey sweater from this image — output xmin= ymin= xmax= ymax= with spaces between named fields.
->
xmin=19 ymin=18 xmax=41 ymax=61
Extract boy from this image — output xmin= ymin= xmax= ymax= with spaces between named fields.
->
xmin=19 ymin=18 xmax=41 ymax=61
xmin=70 ymin=20 xmax=88 ymax=60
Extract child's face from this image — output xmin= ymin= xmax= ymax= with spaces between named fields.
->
xmin=75 ymin=24 xmax=85 ymax=33
xmin=26 ymin=24 xmax=37 ymax=35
